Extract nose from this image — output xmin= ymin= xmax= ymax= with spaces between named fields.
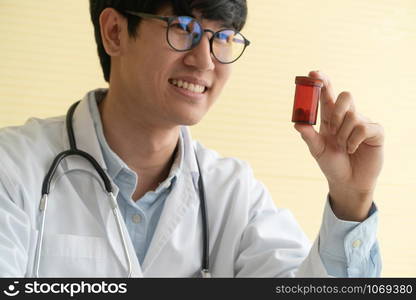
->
xmin=183 ymin=33 xmax=215 ymax=71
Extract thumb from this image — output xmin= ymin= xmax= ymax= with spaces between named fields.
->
xmin=293 ymin=123 xmax=325 ymax=159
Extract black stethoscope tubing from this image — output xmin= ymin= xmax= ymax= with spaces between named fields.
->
xmin=37 ymin=101 xmax=210 ymax=277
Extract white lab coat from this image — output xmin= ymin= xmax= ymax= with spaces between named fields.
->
xmin=0 ymin=92 xmax=329 ymax=277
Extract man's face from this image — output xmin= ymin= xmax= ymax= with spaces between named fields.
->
xmin=114 ymin=5 xmax=232 ymax=127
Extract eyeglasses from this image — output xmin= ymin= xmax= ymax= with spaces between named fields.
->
xmin=124 ymin=11 xmax=251 ymax=64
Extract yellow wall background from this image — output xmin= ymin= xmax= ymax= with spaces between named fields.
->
xmin=0 ymin=0 xmax=415 ymax=276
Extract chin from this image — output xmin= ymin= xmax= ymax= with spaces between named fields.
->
xmin=179 ymin=117 xmax=204 ymax=126
xmin=174 ymin=111 xmax=206 ymax=127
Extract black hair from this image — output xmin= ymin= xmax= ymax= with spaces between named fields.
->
xmin=89 ymin=0 xmax=248 ymax=82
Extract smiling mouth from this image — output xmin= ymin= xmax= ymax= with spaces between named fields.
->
xmin=169 ymin=79 xmax=208 ymax=94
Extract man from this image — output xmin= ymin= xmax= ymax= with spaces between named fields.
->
xmin=0 ymin=0 xmax=384 ymax=277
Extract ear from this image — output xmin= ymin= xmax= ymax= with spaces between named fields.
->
xmin=99 ymin=8 xmax=126 ymax=56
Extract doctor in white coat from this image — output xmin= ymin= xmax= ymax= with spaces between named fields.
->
xmin=0 ymin=0 xmax=384 ymax=277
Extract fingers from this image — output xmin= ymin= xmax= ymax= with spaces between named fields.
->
xmin=308 ymin=71 xmax=336 ymax=124
xmin=347 ymin=122 xmax=384 ymax=153
xmin=335 ymin=110 xmax=358 ymax=152
xmin=306 ymin=71 xmax=384 ymax=154
xmin=334 ymin=110 xmax=384 ymax=154
xmin=330 ymin=91 xmax=356 ymax=135
xmin=328 ymin=90 xmax=384 ymax=153
xmin=294 ymin=123 xmax=326 ymax=159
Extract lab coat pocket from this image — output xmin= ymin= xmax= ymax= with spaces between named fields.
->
xmin=39 ymin=233 xmax=111 ymax=277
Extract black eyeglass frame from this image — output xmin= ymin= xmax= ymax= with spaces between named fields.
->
xmin=123 ymin=10 xmax=251 ymax=64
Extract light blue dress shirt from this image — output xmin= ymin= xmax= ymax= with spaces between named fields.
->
xmin=89 ymin=93 xmax=380 ymax=276
xmin=319 ymin=198 xmax=380 ymax=277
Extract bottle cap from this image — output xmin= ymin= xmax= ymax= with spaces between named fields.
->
xmin=295 ymin=76 xmax=324 ymax=88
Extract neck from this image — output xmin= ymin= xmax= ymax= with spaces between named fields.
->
xmin=99 ymin=88 xmax=180 ymax=190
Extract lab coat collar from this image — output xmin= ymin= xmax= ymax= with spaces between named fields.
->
xmin=141 ymin=142 xmax=200 ymax=273
xmin=140 ymin=127 xmax=201 ymax=272
xmin=62 ymin=89 xmax=108 ymax=172
xmin=180 ymin=126 xmax=199 ymax=177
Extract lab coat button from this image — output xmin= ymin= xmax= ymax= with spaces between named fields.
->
xmin=132 ymin=214 xmax=142 ymax=224
xmin=352 ymin=239 xmax=362 ymax=248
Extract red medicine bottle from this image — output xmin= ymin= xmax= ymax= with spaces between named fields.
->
xmin=291 ymin=76 xmax=324 ymax=125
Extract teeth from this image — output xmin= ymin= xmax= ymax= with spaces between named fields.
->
xmin=170 ymin=79 xmax=206 ymax=93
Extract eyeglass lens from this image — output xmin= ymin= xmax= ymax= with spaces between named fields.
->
xmin=167 ymin=16 xmax=246 ymax=63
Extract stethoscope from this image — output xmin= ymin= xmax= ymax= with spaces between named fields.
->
xmin=33 ymin=101 xmax=211 ymax=278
